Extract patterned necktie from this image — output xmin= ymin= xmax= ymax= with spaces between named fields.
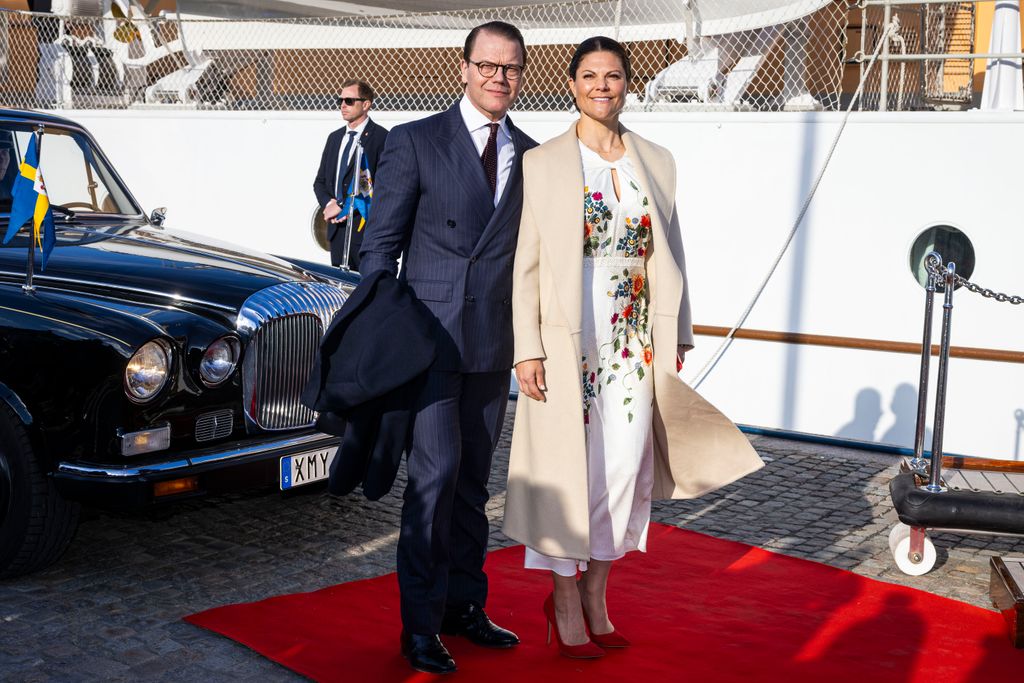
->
xmin=337 ymin=130 xmax=357 ymax=199
xmin=480 ymin=122 xmax=499 ymax=197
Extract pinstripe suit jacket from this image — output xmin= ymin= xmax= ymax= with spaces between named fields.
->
xmin=358 ymin=102 xmax=538 ymax=372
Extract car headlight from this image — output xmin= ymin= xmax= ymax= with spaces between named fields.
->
xmin=200 ymin=336 xmax=240 ymax=386
xmin=124 ymin=339 xmax=172 ymax=402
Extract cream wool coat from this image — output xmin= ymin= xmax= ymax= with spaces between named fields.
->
xmin=502 ymin=124 xmax=764 ymax=561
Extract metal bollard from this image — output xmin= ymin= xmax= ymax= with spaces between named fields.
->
xmin=909 ymin=252 xmax=940 ymax=473
xmin=926 ymin=260 xmax=956 ymax=494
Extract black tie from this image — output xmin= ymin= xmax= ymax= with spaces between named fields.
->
xmin=337 ymin=130 xmax=357 ymax=199
xmin=481 ymin=123 xmax=499 ymax=197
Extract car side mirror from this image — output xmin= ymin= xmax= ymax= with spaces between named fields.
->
xmin=150 ymin=207 xmax=167 ymax=227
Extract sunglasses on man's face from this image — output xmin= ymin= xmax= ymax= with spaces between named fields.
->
xmin=340 ymin=97 xmax=367 ymax=106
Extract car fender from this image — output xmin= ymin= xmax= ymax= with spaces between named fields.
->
xmin=0 ymin=381 xmax=32 ymax=427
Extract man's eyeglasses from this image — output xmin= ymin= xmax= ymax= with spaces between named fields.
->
xmin=467 ymin=59 xmax=524 ymax=81
xmin=340 ymin=97 xmax=368 ymax=106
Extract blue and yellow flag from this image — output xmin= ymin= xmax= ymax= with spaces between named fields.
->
xmin=4 ymin=134 xmax=56 ymax=270
xmin=340 ymin=151 xmax=373 ymax=232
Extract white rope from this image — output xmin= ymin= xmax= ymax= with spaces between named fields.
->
xmin=690 ymin=17 xmax=900 ymax=390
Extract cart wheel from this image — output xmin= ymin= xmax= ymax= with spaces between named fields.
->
xmin=888 ymin=522 xmax=911 ymax=554
xmin=892 ymin=533 xmax=937 ymax=576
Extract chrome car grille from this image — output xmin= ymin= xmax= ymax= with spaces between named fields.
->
xmin=238 ymin=281 xmax=349 ymax=431
xmin=195 ymin=409 xmax=234 ymax=442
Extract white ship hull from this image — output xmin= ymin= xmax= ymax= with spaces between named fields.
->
xmin=68 ymin=108 xmax=1024 ymax=459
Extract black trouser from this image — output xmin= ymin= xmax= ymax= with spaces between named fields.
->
xmin=397 ymin=369 xmax=508 ymax=634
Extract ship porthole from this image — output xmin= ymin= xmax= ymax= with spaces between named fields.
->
xmin=908 ymin=225 xmax=975 ymax=289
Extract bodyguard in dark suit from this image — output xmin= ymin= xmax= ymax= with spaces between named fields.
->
xmin=359 ymin=21 xmax=537 ymax=675
xmin=313 ymin=78 xmax=388 ymax=270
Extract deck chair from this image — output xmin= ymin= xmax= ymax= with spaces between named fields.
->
xmin=644 ymin=25 xmax=782 ymax=107
xmin=34 ymin=0 xmax=212 ymax=107
xmin=96 ymin=1 xmax=220 ymax=106
xmin=99 ymin=1 xmax=189 ymax=103
xmin=142 ymin=12 xmax=223 ymax=106
xmin=70 ymin=0 xmax=221 ymax=106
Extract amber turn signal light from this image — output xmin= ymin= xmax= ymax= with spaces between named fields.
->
xmin=153 ymin=477 xmax=199 ymax=498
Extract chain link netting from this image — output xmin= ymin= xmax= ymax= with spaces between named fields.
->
xmin=0 ymin=1 xmax=993 ymax=114
xmin=855 ymin=2 xmax=976 ymax=111
xmin=0 ymin=0 xmax=853 ymax=112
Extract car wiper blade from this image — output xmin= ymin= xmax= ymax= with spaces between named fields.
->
xmin=49 ymin=204 xmax=76 ymax=219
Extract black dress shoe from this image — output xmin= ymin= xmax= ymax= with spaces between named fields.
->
xmin=440 ymin=602 xmax=520 ymax=648
xmin=400 ymin=631 xmax=457 ymax=675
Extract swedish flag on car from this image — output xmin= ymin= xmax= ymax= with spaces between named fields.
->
xmin=340 ymin=151 xmax=373 ymax=232
xmin=3 ymin=134 xmax=55 ymax=270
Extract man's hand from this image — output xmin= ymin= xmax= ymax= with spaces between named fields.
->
xmin=676 ymin=345 xmax=687 ymax=372
xmin=323 ymin=199 xmax=343 ymax=222
xmin=515 ymin=359 xmax=547 ymax=402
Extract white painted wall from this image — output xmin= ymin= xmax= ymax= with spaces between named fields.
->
xmin=64 ymin=108 xmax=1024 ymax=458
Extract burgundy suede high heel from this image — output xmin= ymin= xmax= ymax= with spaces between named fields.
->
xmin=543 ymin=593 xmax=605 ymax=659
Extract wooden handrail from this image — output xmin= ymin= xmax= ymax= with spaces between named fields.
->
xmin=942 ymin=456 xmax=1024 ymax=473
xmin=693 ymin=325 xmax=1024 ymax=364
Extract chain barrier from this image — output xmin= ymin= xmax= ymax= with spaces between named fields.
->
xmin=925 ymin=255 xmax=1024 ymax=305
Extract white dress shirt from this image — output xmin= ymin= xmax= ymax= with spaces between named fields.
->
xmin=335 ymin=117 xmax=369 ymax=196
xmin=459 ymin=95 xmax=514 ymax=207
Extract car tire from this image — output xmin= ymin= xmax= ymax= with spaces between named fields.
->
xmin=0 ymin=404 xmax=80 ymax=578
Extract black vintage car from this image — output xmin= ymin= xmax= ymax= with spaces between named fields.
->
xmin=0 ymin=109 xmax=356 ymax=577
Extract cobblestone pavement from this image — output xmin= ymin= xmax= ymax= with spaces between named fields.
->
xmin=2 ymin=401 xmax=1023 ymax=681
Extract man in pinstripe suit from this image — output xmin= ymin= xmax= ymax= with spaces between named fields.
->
xmin=359 ymin=21 xmax=538 ymax=675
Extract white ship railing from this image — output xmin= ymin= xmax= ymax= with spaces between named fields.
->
xmin=857 ymin=0 xmax=1024 ymax=111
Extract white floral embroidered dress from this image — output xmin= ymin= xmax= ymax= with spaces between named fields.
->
xmin=524 ymin=142 xmax=655 ymax=575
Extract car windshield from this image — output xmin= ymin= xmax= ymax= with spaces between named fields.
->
xmin=0 ymin=123 xmax=139 ymax=219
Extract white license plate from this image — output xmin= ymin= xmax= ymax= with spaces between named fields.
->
xmin=279 ymin=447 xmax=338 ymax=490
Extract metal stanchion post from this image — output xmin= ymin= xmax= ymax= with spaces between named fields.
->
xmin=23 ymin=225 xmax=36 ymax=293
xmin=909 ymin=252 xmax=940 ymax=472
xmin=925 ymin=260 xmax=955 ymax=494
xmin=879 ymin=1 xmax=892 ymax=112
xmin=341 ymin=144 xmax=361 ymax=271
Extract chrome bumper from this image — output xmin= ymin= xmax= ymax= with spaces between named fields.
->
xmin=57 ymin=432 xmax=339 ymax=479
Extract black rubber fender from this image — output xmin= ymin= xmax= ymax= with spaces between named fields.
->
xmin=889 ymin=471 xmax=1024 ymax=534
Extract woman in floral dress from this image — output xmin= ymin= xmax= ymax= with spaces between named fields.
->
xmin=504 ymin=36 xmax=763 ymax=659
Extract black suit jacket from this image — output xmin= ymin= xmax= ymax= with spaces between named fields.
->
xmin=301 ymin=270 xmax=436 ymax=499
xmin=313 ymin=118 xmax=388 ymax=268
xmin=358 ymin=103 xmax=538 ymax=372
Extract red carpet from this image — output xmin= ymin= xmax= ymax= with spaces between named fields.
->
xmin=185 ymin=524 xmax=1022 ymax=682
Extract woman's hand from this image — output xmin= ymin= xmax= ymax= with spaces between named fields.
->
xmin=515 ymin=359 xmax=547 ymax=402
